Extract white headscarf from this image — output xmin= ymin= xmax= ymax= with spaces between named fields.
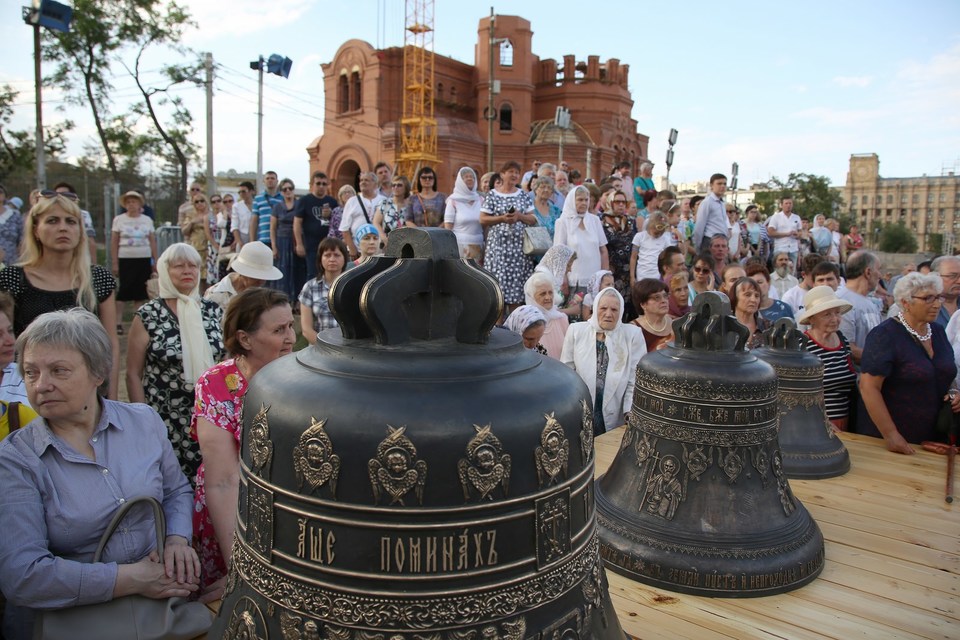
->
xmin=561 ymin=286 xmax=646 ymax=430
xmin=534 ymin=244 xmax=576 ymax=290
xmin=503 ymin=304 xmax=546 ymax=336
xmin=560 ymin=185 xmax=590 ymax=219
xmin=157 ymin=244 xmax=215 ymax=385
xmin=448 ymin=167 xmax=479 ymax=205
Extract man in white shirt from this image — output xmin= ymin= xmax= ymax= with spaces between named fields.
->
xmin=769 ymin=252 xmax=799 ymax=300
xmin=339 ymin=171 xmax=385 ymax=260
xmin=374 ymin=162 xmax=393 ymax=199
xmin=766 ymin=197 xmax=802 ymax=273
xmin=836 ymin=250 xmax=884 ymax=364
xmin=231 ymin=181 xmax=255 ymax=247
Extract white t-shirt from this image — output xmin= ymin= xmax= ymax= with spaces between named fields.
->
xmin=443 ymin=198 xmax=483 ymax=246
xmin=339 ymin=193 xmax=386 ymax=240
xmin=111 ymin=213 xmax=154 ymax=259
xmin=554 ymin=214 xmax=607 ymax=287
xmin=767 ymin=211 xmax=802 ymax=254
xmin=631 ymin=231 xmax=672 ymax=281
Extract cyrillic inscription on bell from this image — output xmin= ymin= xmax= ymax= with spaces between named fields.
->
xmin=210 ymin=228 xmax=626 ymax=639
xmin=596 ymin=292 xmax=825 ymax=597
xmin=754 ymin=318 xmax=851 ymax=479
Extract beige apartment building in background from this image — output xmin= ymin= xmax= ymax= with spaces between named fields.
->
xmin=845 ymin=153 xmax=960 ymax=253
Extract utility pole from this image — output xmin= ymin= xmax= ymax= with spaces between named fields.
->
xmin=23 ymin=1 xmax=75 ymax=189
xmin=255 ymin=55 xmax=264 ymax=193
xmin=486 ymin=9 xmax=496 ymax=174
xmin=32 ymin=23 xmax=45 ymax=189
xmin=205 ymin=52 xmax=215 ymax=196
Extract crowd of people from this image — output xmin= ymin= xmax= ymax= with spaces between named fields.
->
xmin=0 ymin=160 xmax=957 ymax=639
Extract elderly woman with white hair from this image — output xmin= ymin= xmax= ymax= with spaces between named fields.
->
xmin=858 ymin=272 xmax=959 ymax=453
xmin=523 ymin=271 xmax=569 ymax=359
xmin=126 ymin=243 xmax=226 ymax=481
xmin=561 ymin=287 xmax=646 ymax=434
xmin=0 ymin=309 xmax=201 ymax=638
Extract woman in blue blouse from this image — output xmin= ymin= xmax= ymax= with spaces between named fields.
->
xmin=0 ymin=309 xmax=199 ymax=639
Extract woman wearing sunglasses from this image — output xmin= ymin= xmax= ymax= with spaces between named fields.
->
xmin=270 ymin=178 xmax=304 ymax=300
xmin=0 ymin=191 xmax=120 ymax=398
xmin=179 ymin=192 xmax=216 ymax=293
xmin=406 ymin=166 xmax=446 ymax=228
xmin=687 ymin=253 xmax=716 ymax=305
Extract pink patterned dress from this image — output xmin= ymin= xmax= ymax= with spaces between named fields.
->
xmin=190 ymin=359 xmax=247 ymax=588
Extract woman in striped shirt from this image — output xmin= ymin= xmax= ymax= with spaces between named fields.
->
xmin=798 ymin=286 xmax=857 ymax=431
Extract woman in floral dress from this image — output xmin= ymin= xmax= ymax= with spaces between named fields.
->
xmin=192 ymin=287 xmax=295 ymax=597
xmin=480 ymin=160 xmax=537 ymax=314
xmin=126 ymin=243 xmax=225 ymax=482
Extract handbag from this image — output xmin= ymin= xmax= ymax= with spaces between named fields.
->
xmin=33 ymin=497 xmax=213 ymax=640
xmin=522 ymin=225 xmax=552 ymax=256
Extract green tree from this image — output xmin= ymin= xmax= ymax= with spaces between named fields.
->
xmin=0 ymin=84 xmax=73 ymax=181
xmin=753 ymin=173 xmax=845 ymax=221
xmin=42 ymin=0 xmax=194 ymax=183
xmin=878 ymin=222 xmax=918 ymax=253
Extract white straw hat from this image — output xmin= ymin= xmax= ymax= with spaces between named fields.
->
xmin=797 ymin=286 xmax=852 ymax=324
xmin=229 ymin=241 xmax=282 ymax=281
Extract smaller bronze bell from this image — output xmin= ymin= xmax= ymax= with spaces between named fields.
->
xmin=596 ymin=292 xmax=825 ymax=597
xmin=754 ymin=319 xmax=850 ymax=479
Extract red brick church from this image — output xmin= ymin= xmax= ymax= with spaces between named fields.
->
xmin=306 ymin=14 xmax=649 ymax=191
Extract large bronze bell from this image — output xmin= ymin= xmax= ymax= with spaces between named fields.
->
xmin=753 ymin=319 xmax=850 ymax=479
xmin=210 ymin=228 xmax=626 ymax=639
xmin=595 ymin=292 xmax=825 ymax=597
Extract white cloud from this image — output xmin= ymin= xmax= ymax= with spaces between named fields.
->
xmin=790 ymin=106 xmax=885 ymax=127
xmin=182 ymin=0 xmax=320 ymax=43
xmin=832 ymin=76 xmax=872 ymax=88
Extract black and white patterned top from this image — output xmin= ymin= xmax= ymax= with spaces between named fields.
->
xmin=136 ymin=297 xmax=225 ymax=483
xmin=481 ymin=189 xmax=535 ymax=304
xmin=0 ymin=265 xmax=116 ymax=335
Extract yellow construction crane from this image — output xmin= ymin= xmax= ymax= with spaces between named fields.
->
xmin=396 ymin=0 xmax=439 ymax=181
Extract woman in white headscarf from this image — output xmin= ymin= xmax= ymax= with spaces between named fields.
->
xmin=811 ymin=214 xmax=832 ymax=256
xmin=524 ymin=271 xmax=569 ymax=359
xmin=534 ymin=243 xmax=584 ymax=320
xmin=443 ymin=167 xmax=485 ymax=263
xmin=503 ymin=304 xmax=548 ymax=355
xmin=552 ymin=185 xmax=609 ymax=297
xmin=561 ymin=286 xmax=646 ymax=434
xmin=126 ymin=242 xmax=226 ymax=483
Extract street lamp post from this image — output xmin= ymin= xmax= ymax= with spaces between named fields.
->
xmin=22 ymin=0 xmax=73 ymax=190
xmin=249 ymin=53 xmax=292 ymax=192
xmin=665 ymin=128 xmax=678 ymax=186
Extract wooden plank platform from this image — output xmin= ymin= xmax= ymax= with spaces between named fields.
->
xmin=595 ymin=429 xmax=960 ymax=640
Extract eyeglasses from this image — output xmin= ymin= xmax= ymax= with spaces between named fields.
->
xmin=613 ymin=199 xmax=627 ymax=204
xmin=40 ymin=190 xmax=79 ymax=201
xmin=693 ymin=266 xmax=711 ymax=274
xmin=420 ymin=175 xmax=435 ymax=180
xmin=941 ymin=273 xmax=960 ymax=281
xmin=281 ymin=186 xmax=294 ymax=192
xmin=193 ymin=200 xmax=206 ymax=205
xmin=314 ymin=182 xmax=329 ymax=187
xmin=210 ymin=198 xmax=222 ymax=203
xmin=223 ymin=199 xmax=234 ymax=204
xmin=912 ymin=294 xmax=946 ymax=304
xmin=646 ymin=293 xmax=670 ymax=302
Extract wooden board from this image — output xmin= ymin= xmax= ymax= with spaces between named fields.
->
xmin=596 ymin=429 xmax=960 ymax=639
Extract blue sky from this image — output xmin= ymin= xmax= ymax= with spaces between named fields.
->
xmin=3 ymin=0 xmax=959 ymax=191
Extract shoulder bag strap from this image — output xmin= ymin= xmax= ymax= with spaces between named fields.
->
xmin=7 ymin=402 xmax=20 ymax=433
xmin=93 ymin=496 xmax=165 ymax=562
xmin=356 ymin=195 xmax=371 ymax=223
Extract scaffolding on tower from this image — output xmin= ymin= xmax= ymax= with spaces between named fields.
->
xmin=396 ymin=0 xmax=439 ymax=181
